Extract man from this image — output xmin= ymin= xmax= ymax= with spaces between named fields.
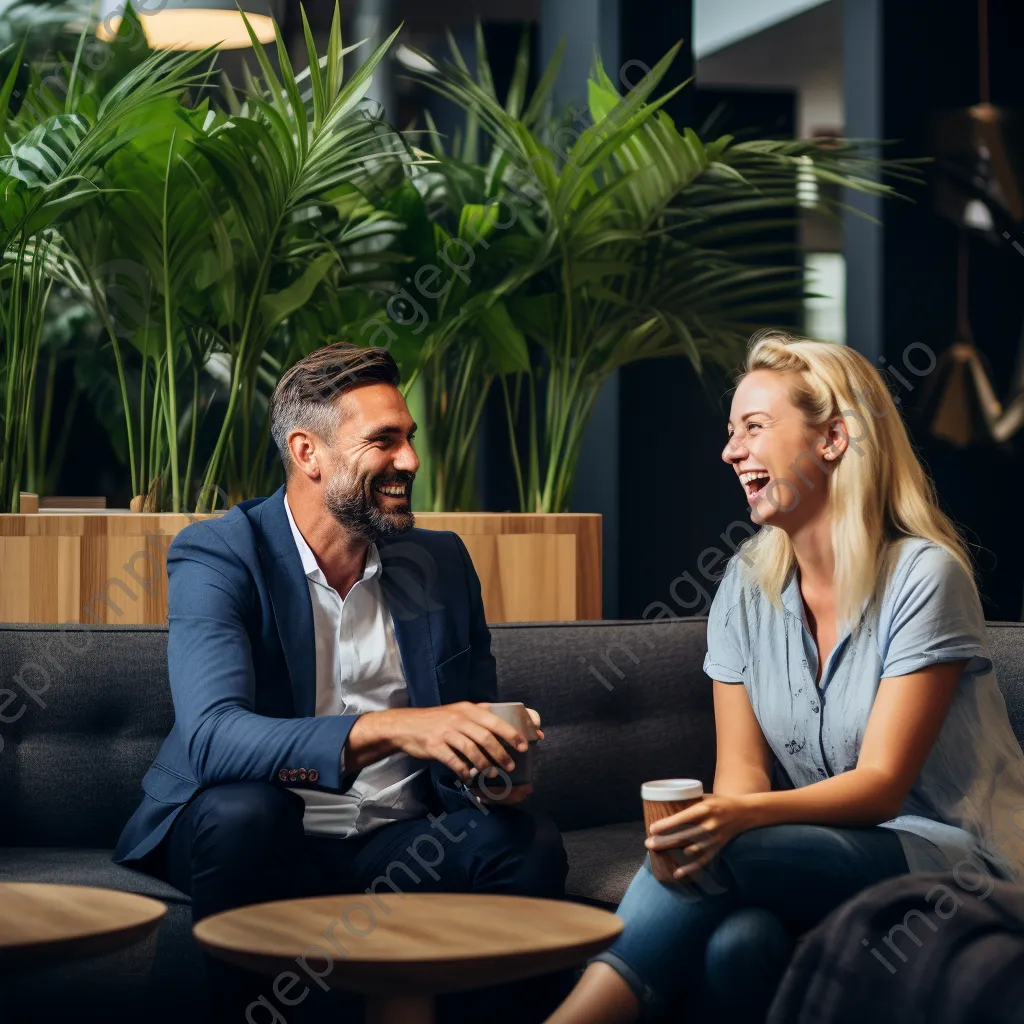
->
xmin=115 ymin=342 xmax=567 ymax=1019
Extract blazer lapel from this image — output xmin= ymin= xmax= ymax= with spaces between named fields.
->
xmin=254 ymin=486 xmax=317 ymax=717
xmin=378 ymin=536 xmax=441 ymax=708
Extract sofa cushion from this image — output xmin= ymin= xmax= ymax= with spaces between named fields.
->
xmin=0 ymin=624 xmax=174 ymax=849
xmin=563 ymin=821 xmax=647 ymax=907
xmin=0 ymin=830 xmax=647 ymax=911
xmin=0 ymin=847 xmax=188 ymax=904
xmin=491 ymin=619 xmax=718 ymax=831
xmin=989 ymin=623 xmax=1024 ymax=740
xmin=0 ymin=828 xmax=647 ymax=910
xmin=0 ymin=619 xmax=720 ymax=844
xmin=3 ymin=619 xmax=1024 ymax=848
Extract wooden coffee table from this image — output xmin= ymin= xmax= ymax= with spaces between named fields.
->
xmin=0 ymin=882 xmax=167 ymax=972
xmin=194 ymin=892 xmax=623 ymax=1023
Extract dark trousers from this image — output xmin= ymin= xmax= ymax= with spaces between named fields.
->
xmin=157 ymin=781 xmax=569 ymax=1022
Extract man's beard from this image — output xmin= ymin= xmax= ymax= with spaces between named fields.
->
xmin=323 ymin=467 xmax=415 ymax=542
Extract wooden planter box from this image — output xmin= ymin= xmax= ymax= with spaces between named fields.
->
xmin=0 ymin=511 xmax=601 ymax=625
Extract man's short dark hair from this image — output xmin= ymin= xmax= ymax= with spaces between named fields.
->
xmin=269 ymin=342 xmax=401 ymax=476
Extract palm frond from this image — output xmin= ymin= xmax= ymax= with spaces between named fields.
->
xmin=406 ymin=37 xmax=911 ymax=511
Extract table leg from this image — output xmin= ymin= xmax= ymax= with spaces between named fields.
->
xmin=365 ymin=992 xmax=434 ymax=1024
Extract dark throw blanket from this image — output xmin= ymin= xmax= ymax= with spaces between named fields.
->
xmin=767 ymin=871 xmax=1024 ymax=1024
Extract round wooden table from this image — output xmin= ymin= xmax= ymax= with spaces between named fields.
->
xmin=194 ymin=892 xmax=623 ymax=1023
xmin=0 ymin=882 xmax=167 ymax=973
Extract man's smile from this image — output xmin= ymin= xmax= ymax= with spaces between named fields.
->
xmin=372 ymin=477 xmax=413 ymax=503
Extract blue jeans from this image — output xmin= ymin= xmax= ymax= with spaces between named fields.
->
xmin=593 ymin=824 xmax=909 ymax=1021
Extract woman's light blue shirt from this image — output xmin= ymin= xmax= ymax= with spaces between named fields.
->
xmin=703 ymin=536 xmax=1024 ymax=882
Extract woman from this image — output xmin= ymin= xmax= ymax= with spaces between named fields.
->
xmin=548 ymin=331 xmax=1024 ymax=1024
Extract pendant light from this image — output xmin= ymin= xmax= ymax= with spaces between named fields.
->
xmin=933 ymin=0 xmax=1023 ymax=240
xmin=924 ymin=0 xmax=1024 ymax=447
xmin=96 ymin=0 xmax=276 ymax=51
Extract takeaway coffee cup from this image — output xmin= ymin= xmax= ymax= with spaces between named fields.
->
xmin=641 ymin=779 xmax=704 ymax=882
xmin=472 ymin=701 xmax=539 ymax=787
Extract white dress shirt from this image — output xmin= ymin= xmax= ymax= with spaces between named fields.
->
xmin=283 ymin=496 xmax=430 ymax=837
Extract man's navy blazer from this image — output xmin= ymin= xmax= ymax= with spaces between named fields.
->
xmin=113 ymin=485 xmax=497 ymax=865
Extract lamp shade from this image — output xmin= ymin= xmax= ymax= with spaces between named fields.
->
xmin=97 ymin=0 xmax=276 ymax=51
xmin=933 ymin=103 xmax=1024 ymax=241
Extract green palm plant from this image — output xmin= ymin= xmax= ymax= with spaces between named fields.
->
xmin=8 ymin=4 xmax=226 ymax=514
xmin=369 ymin=27 xmax=546 ymax=511
xmin=410 ymin=43 xmax=916 ymax=512
xmin=384 ymin=149 xmax=536 ymax=510
xmin=15 ymin=3 xmax=407 ymax=513
xmin=189 ymin=4 xmax=407 ymax=509
xmin=0 ymin=223 xmax=53 ymax=514
xmin=57 ymin=98 xmax=223 ymax=513
xmin=24 ymin=288 xmax=97 ymax=495
xmin=0 ymin=29 xmax=213 ymax=512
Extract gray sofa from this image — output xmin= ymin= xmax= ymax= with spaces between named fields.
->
xmin=2 ymin=618 xmax=1023 ymax=1022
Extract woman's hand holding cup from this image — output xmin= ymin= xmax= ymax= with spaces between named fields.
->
xmin=641 ymin=779 xmax=707 ymax=882
xmin=644 ymin=782 xmax=759 ymax=881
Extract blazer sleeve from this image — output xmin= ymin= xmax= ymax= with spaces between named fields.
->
xmin=166 ymin=524 xmax=357 ymax=791
xmin=452 ymin=532 xmax=498 ymax=703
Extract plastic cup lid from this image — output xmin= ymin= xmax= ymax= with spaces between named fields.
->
xmin=641 ymin=779 xmax=703 ymax=801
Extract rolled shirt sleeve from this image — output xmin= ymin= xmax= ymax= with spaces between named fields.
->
xmin=703 ymin=559 xmax=747 ymax=684
xmin=880 ymin=543 xmax=992 ymax=680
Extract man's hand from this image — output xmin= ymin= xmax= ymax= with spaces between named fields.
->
xmin=345 ymin=701 xmax=543 ymax=782
xmin=464 ymin=707 xmax=543 ymax=806
xmin=525 ymin=706 xmax=543 ymax=736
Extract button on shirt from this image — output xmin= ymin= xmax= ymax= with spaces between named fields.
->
xmin=284 ymin=496 xmax=430 ymax=837
xmin=704 ymin=536 xmax=1024 ymax=882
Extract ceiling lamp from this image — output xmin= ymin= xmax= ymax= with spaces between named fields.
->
xmin=97 ymin=0 xmax=276 ymax=51
xmin=933 ymin=0 xmax=1023 ymax=240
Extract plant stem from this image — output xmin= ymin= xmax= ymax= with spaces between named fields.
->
xmin=35 ymin=350 xmax=58 ymax=492
xmin=200 ymin=358 xmax=241 ymax=511
xmin=553 ymin=379 xmax=601 ymax=512
xmin=84 ymin=265 xmax=138 ymax=499
xmin=498 ymin=374 xmax=524 ymax=513
xmin=183 ymin=361 xmax=199 ymax=511
xmin=548 ymin=338 xmax=596 ymax=510
xmin=148 ymin=355 xmax=166 ymax=501
xmin=527 ymin=370 xmax=540 ymax=511
xmin=138 ymin=309 xmax=149 ymax=501
xmin=2 ymin=247 xmax=25 ymax=511
xmin=162 ymin=133 xmax=181 ymax=511
xmin=250 ymin=408 xmax=274 ymax=498
xmin=199 ymin=213 xmax=283 ymax=510
xmin=47 ymin=389 xmax=79 ymax=495
xmin=242 ymin=364 xmax=253 ymax=488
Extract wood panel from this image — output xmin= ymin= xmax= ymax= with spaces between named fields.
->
xmin=0 ymin=512 xmax=601 ymax=624
xmin=415 ymin=513 xmax=602 ymax=622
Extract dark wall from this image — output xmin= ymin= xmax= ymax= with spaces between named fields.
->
xmin=554 ymin=0 xmax=804 ymax=619
xmin=618 ymin=87 xmax=798 ymax=619
xmin=856 ymin=0 xmax=1024 ymax=620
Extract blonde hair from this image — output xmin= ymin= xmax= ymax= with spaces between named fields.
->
xmin=736 ymin=330 xmax=972 ymax=628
